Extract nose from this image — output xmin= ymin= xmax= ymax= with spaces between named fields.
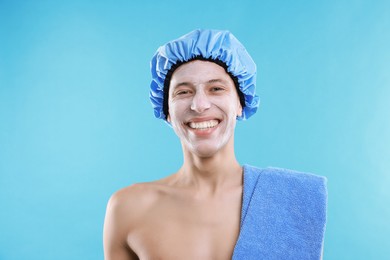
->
xmin=190 ymin=90 xmax=211 ymax=113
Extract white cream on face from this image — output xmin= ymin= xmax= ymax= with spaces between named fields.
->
xmin=167 ymin=60 xmax=242 ymax=158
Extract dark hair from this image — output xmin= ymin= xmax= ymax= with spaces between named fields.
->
xmin=162 ymin=56 xmax=245 ymax=119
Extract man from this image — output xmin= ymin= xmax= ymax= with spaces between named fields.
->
xmin=103 ymin=29 xmax=327 ymax=260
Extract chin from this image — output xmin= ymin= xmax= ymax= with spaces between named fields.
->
xmin=192 ymin=149 xmax=218 ymax=158
xmin=181 ymin=131 xmax=235 ymax=158
xmin=188 ymin=142 xmax=224 ymax=158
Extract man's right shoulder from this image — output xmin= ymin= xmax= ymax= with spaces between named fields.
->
xmin=104 ymin=182 xmax=166 ymax=258
xmin=107 ymin=182 xmax=163 ymax=213
xmin=106 ymin=181 xmax=173 ymax=224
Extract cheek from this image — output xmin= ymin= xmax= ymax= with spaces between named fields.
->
xmin=221 ymin=97 xmax=242 ymax=117
xmin=168 ymin=101 xmax=188 ymax=131
xmin=168 ymin=101 xmax=182 ymax=119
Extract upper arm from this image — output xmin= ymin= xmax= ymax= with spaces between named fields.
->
xmin=103 ymin=192 xmax=138 ymax=260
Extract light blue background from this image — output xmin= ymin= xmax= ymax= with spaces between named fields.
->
xmin=1 ymin=1 xmax=389 ymax=259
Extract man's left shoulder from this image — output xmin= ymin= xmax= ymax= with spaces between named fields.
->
xmin=265 ymin=166 xmax=327 ymax=184
xmin=244 ymin=164 xmax=327 ymax=184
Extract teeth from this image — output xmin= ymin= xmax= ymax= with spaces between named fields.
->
xmin=189 ymin=120 xmax=219 ymax=129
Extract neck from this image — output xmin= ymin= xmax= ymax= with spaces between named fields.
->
xmin=176 ymin=138 xmax=242 ymax=195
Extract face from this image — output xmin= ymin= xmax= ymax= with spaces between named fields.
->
xmin=167 ymin=60 xmax=242 ymax=158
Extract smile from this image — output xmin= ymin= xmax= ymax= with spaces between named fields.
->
xmin=187 ymin=120 xmax=219 ymax=130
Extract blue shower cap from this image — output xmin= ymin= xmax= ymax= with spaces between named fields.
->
xmin=150 ymin=29 xmax=260 ymax=121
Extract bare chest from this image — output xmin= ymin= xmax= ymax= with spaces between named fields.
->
xmin=128 ymin=194 xmax=242 ymax=260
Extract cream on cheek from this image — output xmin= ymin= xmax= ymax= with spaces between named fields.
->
xmin=212 ymin=91 xmax=242 ymax=119
xmin=218 ymin=102 xmax=238 ymax=141
xmin=168 ymin=99 xmax=189 ymax=137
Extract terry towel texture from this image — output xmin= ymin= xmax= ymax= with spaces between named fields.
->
xmin=232 ymin=165 xmax=327 ymax=260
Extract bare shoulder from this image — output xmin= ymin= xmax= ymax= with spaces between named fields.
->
xmin=106 ymin=175 xmax=179 ymax=223
xmin=106 ymin=181 xmax=166 ymax=221
xmin=104 ymin=181 xmax=172 ymax=260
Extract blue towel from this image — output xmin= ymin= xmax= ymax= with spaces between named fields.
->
xmin=232 ymin=165 xmax=327 ymax=259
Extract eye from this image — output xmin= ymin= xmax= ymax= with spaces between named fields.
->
xmin=174 ymin=89 xmax=192 ymax=96
xmin=210 ymin=86 xmax=225 ymax=92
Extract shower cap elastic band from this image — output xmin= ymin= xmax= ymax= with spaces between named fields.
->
xmin=149 ymin=29 xmax=260 ymax=121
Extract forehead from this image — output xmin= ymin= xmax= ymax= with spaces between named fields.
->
xmin=170 ymin=60 xmax=232 ymax=86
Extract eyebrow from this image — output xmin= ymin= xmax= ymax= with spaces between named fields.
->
xmin=206 ymin=78 xmax=227 ymax=84
xmin=173 ymin=78 xmax=227 ymax=89
xmin=173 ymin=81 xmax=193 ymax=89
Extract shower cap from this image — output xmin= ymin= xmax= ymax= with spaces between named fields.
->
xmin=150 ymin=29 xmax=260 ymax=121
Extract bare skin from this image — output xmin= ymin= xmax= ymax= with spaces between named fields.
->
xmin=104 ymin=61 xmax=244 ymax=260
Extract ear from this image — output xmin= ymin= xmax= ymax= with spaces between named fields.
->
xmin=167 ymin=114 xmax=171 ymax=123
xmin=236 ymin=101 xmax=243 ymax=117
xmin=237 ymin=108 xmax=243 ymax=117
